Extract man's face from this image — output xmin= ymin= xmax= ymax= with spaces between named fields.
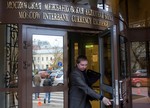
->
xmin=77 ymin=60 xmax=88 ymax=71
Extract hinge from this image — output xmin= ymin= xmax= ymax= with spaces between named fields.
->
xmin=23 ymin=61 xmax=30 ymax=69
xmin=23 ymin=41 xmax=30 ymax=49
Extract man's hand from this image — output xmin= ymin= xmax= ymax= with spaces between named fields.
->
xmin=102 ymin=97 xmax=111 ymax=106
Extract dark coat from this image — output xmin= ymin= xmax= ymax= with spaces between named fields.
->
xmin=43 ymin=78 xmax=52 ymax=86
xmin=69 ymin=68 xmax=100 ymax=108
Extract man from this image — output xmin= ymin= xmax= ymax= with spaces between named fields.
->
xmin=43 ymin=74 xmax=52 ymax=103
xmin=69 ymin=55 xmax=111 ymax=108
xmin=33 ymin=72 xmax=41 ymax=99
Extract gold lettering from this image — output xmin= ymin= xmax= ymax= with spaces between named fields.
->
xmin=7 ymin=1 xmax=27 ymax=9
xmin=19 ymin=11 xmax=27 ymax=19
xmin=75 ymin=7 xmax=84 ymax=14
xmin=44 ymin=3 xmax=70 ymax=13
xmin=104 ymin=14 xmax=113 ymax=21
xmin=7 ymin=1 xmax=113 ymax=28
xmin=70 ymin=6 xmax=75 ymax=13
xmin=85 ymin=9 xmax=93 ymax=16
xmin=43 ymin=12 xmax=69 ymax=21
xmin=98 ymin=12 xmax=104 ymax=19
xmin=71 ymin=15 xmax=92 ymax=24
xmin=27 ymin=2 xmax=42 ymax=10
xmin=93 ymin=18 xmax=109 ymax=27
xmin=19 ymin=11 xmax=40 ymax=19
xmin=85 ymin=9 xmax=111 ymax=20
xmin=7 ymin=1 xmax=41 ymax=10
xmin=61 ymin=5 xmax=70 ymax=12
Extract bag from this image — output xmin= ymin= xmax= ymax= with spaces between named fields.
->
xmin=87 ymin=69 xmax=101 ymax=86
xmin=43 ymin=78 xmax=52 ymax=86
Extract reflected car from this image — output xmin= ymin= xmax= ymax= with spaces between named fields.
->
xmin=52 ymin=72 xmax=63 ymax=86
xmin=131 ymin=78 xmax=148 ymax=87
xmin=132 ymin=69 xmax=147 ymax=76
xmin=51 ymin=67 xmax=63 ymax=73
xmin=49 ymin=72 xmax=58 ymax=82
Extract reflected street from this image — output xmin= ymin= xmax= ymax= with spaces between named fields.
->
xmin=33 ymin=92 xmax=63 ymax=108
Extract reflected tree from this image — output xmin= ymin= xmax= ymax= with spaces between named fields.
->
xmin=131 ymin=42 xmax=146 ymax=71
xmin=51 ymin=45 xmax=63 ymax=69
xmin=32 ymin=37 xmax=63 ymax=70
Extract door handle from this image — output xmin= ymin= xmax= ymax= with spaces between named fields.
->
xmin=110 ymin=99 xmax=114 ymax=102
xmin=119 ymin=80 xmax=123 ymax=101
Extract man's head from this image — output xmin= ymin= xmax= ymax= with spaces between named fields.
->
xmin=76 ymin=55 xmax=88 ymax=71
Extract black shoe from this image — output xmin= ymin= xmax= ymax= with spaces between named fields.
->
xmin=44 ymin=99 xmax=46 ymax=104
xmin=48 ymin=100 xmax=50 ymax=103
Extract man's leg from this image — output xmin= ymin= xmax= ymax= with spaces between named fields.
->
xmin=35 ymin=93 xmax=38 ymax=99
xmin=48 ymin=93 xmax=51 ymax=103
xmin=44 ymin=93 xmax=47 ymax=103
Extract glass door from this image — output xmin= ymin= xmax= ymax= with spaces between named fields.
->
xmin=99 ymin=26 xmax=131 ymax=108
xmin=99 ymin=29 xmax=114 ymax=108
xmin=68 ymin=32 xmax=101 ymax=107
xmin=130 ymin=41 xmax=150 ymax=108
xmin=23 ymin=25 xmax=68 ymax=108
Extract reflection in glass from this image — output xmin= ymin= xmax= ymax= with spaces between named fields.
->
xmin=32 ymin=35 xmax=63 ymax=87
xmin=74 ymin=43 xmax=78 ymax=66
xmin=103 ymin=36 xmax=112 ymax=86
xmin=32 ymin=92 xmax=63 ymax=108
xmin=119 ymin=37 xmax=128 ymax=78
xmin=131 ymin=42 xmax=147 ymax=77
xmin=85 ymin=44 xmax=100 ymax=108
xmin=131 ymin=42 xmax=149 ymax=108
xmin=86 ymin=44 xmax=99 ymax=72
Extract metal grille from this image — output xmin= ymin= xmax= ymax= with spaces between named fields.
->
xmin=5 ymin=24 xmax=19 ymax=88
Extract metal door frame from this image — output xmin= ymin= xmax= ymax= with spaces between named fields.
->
xmin=22 ymin=25 xmax=68 ymax=108
xmin=99 ymin=25 xmax=121 ymax=108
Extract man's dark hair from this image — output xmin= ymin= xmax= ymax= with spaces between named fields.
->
xmin=76 ymin=55 xmax=88 ymax=64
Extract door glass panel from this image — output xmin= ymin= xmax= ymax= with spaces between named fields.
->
xmin=103 ymin=35 xmax=112 ymax=86
xmin=85 ymin=44 xmax=100 ymax=108
xmin=131 ymin=42 xmax=147 ymax=77
xmin=131 ymin=42 xmax=149 ymax=108
xmin=86 ymin=44 xmax=99 ymax=72
xmin=85 ymin=44 xmax=100 ymax=91
xmin=74 ymin=43 xmax=78 ymax=65
xmin=32 ymin=35 xmax=63 ymax=87
xmin=32 ymin=92 xmax=63 ymax=108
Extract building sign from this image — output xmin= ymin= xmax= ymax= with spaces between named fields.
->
xmin=1 ymin=0 xmax=113 ymax=30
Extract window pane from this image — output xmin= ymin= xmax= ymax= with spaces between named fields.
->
xmin=119 ymin=37 xmax=128 ymax=78
xmin=103 ymin=35 xmax=112 ymax=86
xmin=32 ymin=35 xmax=63 ymax=87
xmin=131 ymin=42 xmax=147 ymax=77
